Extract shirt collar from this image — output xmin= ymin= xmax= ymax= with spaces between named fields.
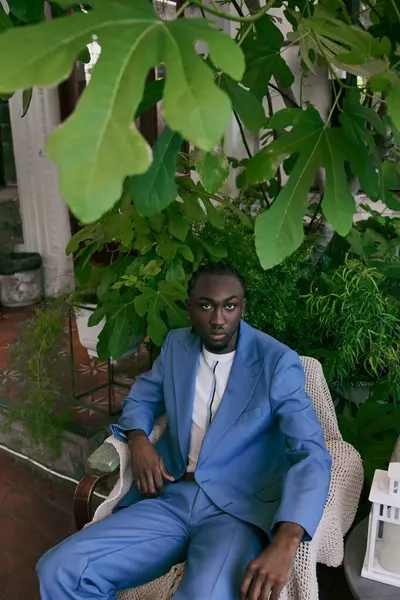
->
xmin=202 ymin=346 xmax=236 ymax=365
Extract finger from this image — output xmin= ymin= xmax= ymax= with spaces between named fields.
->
xmin=270 ymin=581 xmax=285 ymax=600
xmin=247 ymin=573 xmax=265 ymax=600
xmin=240 ymin=568 xmax=255 ymax=600
xmin=137 ymin=476 xmax=147 ymax=496
xmin=160 ymin=461 xmax=175 ymax=482
xmin=260 ymin=579 xmax=274 ymax=600
xmin=144 ymin=470 xmax=158 ymax=497
xmin=154 ymin=468 xmax=166 ymax=494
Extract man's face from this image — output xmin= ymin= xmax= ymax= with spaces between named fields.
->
xmin=187 ymin=273 xmax=246 ymax=354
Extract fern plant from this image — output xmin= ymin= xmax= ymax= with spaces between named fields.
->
xmin=305 ymin=258 xmax=400 ymax=391
xmin=4 ymin=296 xmax=75 ymax=455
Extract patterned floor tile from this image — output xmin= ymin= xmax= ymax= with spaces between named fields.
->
xmin=0 ymin=305 xmax=150 ymax=429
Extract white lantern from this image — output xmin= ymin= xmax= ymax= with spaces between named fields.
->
xmin=362 ymin=462 xmax=400 ymax=587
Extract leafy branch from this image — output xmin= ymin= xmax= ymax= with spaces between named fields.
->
xmin=185 ymin=0 xmax=277 ymax=23
xmin=1 ymin=0 xmax=400 ymax=276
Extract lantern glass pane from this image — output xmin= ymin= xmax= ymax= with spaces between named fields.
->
xmin=380 ymin=521 xmax=400 ymax=574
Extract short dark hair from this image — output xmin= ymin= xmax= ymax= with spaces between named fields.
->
xmin=188 ymin=262 xmax=246 ymax=297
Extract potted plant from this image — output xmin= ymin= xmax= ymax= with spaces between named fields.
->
xmin=74 ymin=301 xmax=143 ymax=360
xmin=0 ymin=196 xmax=43 ymax=308
xmin=67 ymin=182 xmax=230 ymax=362
xmin=74 ymin=302 xmax=108 ymax=360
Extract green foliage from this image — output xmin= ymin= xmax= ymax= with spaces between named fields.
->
xmin=295 ymin=14 xmax=390 ymax=78
xmin=387 ymin=80 xmax=400 ymax=131
xmin=0 ymin=3 xmax=12 ymax=30
xmin=347 ymin=209 xmax=400 ymax=287
xmin=241 ymin=14 xmax=294 ymax=99
xmin=4 ymin=297 xmax=75 ymax=455
xmin=316 ymin=207 xmax=400 ymax=307
xmin=196 ymin=150 xmax=229 ymax=195
xmin=134 ymin=281 xmax=188 ymax=346
xmin=0 ymin=0 xmax=400 ymax=270
xmin=68 ymin=187 xmax=233 ymax=356
xmin=308 ymin=221 xmax=400 ymax=481
xmin=134 ymin=78 xmax=165 ymax=120
xmin=305 ymin=258 xmax=400 ymax=388
xmin=322 ymin=208 xmax=400 ymax=293
xmin=7 ymin=0 xmax=44 ymax=23
xmin=130 ymin=127 xmax=182 ymax=216
xmin=198 ymin=208 xmax=317 ymax=351
xmin=249 ymin=105 xmax=369 ymax=269
xmin=0 ymin=197 xmax=22 ymax=254
xmin=339 ymin=401 xmax=400 ymax=484
xmin=339 ymin=89 xmax=384 ymax=200
xmin=0 ymin=0 xmax=244 ymax=223
xmin=217 ymin=73 xmax=265 ymax=132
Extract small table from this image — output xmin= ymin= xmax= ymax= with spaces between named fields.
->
xmin=344 ymin=518 xmax=399 ymax=599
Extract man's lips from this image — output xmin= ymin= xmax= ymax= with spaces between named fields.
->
xmin=208 ymin=331 xmax=226 ymax=341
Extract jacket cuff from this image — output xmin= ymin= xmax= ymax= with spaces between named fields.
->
xmin=109 ymin=424 xmax=128 ymax=442
xmin=271 ymin=505 xmax=320 ymax=542
xmin=110 ymin=420 xmax=153 ymax=441
xmin=270 ymin=518 xmax=312 ymax=543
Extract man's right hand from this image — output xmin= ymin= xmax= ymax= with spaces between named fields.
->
xmin=128 ymin=430 xmax=175 ymax=497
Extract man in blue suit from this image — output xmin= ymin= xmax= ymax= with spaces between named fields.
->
xmin=37 ymin=263 xmax=331 ymax=600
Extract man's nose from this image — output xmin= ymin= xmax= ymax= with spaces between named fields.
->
xmin=210 ymin=308 xmax=225 ymax=327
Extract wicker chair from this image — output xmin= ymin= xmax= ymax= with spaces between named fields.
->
xmin=73 ymin=356 xmax=364 ymax=600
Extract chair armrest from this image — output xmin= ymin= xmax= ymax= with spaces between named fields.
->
xmin=73 ymin=472 xmax=117 ymax=531
xmin=87 ymin=415 xmax=167 ymax=474
xmin=87 ymin=440 xmax=121 ymax=473
xmin=74 ymin=441 xmax=121 ymax=530
xmin=75 ymin=416 xmax=168 ymax=530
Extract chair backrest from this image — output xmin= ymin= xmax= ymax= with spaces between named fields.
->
xmin=300 ymin=356 xmax=342 ymax=442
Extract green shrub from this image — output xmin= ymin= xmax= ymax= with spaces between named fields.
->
xmin=4 ymin=297 xmax=75 ymax=455
xmin=305 ymin=257 xmax=400 ymax=390
xmin=198 ymin=209 xmax=318 ymax=353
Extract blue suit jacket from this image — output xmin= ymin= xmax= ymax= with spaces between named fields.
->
xmin=111 ymin=321 xmax=332 ymax=540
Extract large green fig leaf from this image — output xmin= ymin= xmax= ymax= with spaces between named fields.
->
xmin=0 ymin=0 xmax=244 ymax=223
xmin=248 ymin=106 xmax=363 ymax=269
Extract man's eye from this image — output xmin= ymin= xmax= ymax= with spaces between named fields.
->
xmin=225 ymin=304 xmax=237 ymax=310
xmin=201 ymin=304 xmax=212 ymax=310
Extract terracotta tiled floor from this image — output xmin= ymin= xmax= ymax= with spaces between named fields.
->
xmin=0 ymin=450 xmax=75 ymax=600
xmin=0 ymin=305 xmax=151 ymax=431
xmin=0 ymin=449 xmax=354 ymax=600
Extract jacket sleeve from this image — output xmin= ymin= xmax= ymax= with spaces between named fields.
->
xmin=110 ymin=333 xmax=171 ymax=442
xmin=269 ymin=349 xmax=332 ymax=541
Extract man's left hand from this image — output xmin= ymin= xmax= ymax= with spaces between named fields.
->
xmin=240 ymin=523 xmax=304 ymax=600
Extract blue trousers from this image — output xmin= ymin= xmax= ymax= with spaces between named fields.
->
xmin=36 ymin=481 xmax=267 ymax=600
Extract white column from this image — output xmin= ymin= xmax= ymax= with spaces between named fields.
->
xmin=9 ymin=87 xmax=74 ymax=295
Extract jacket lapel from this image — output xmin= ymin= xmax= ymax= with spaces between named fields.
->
xmin=172 ymin=330 xmax=201 ymax=465
xmin=197 ymin=321 xmax=264 ymax=467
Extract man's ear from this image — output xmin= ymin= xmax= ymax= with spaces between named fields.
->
xmin=186 ymin=299 xmax=192 ymax=319
xmin=242 ymin=298 xmax=247 ymax=317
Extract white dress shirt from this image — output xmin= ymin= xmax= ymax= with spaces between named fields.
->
xmin=187 ymin=347 xmax=236 ymax=473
